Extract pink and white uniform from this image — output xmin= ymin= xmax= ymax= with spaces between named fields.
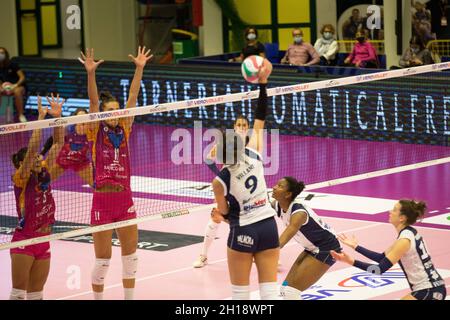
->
xmin=56 ymin=125 xmax=90 ymax=171
xmin=10 ymin=167 xmax=55 ymax=260
xmin=87 ymin=121 xmax=136 ymax=226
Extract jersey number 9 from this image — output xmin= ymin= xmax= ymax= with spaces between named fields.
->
xmin=245 ymin=176 xmax=258 ymax=194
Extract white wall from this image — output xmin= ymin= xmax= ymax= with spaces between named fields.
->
xmin=0 ymin=0 xmax=18 ymax=57
xmin=82 ymin=0 xmax=137 ymax=61
xmin=315 ymin=0 xmax=337 ymax=38
xmin=199 ymin=0 xmax=223 ymax=56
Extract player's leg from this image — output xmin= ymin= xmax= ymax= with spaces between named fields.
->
xmin=91 ymin=230 xmax=113 ymax=300
xmin=281 ymin=252 xmax=330 ymax=300
xmin=27 ymin=257 xmax=51 ymax=300
xmin=193 ymin=213 xmax=222 ymax=268
xmin=227 ymin=248 xmax=254 ymax=300
xmin=116 ymin=224 xmax=138 ymax=300
xmin=10 ymin=253 xmax=34 ymax=300
xmin=254 ymin=248 xmax=280 ymax=300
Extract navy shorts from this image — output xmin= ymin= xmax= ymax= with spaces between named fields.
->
xmin=228 ymin=217 xmax=279 ymax=253
xmin=412 ymin=286 xmax=447 ymax=300
xmin=306 ymin=244 xmax=342 ymax=266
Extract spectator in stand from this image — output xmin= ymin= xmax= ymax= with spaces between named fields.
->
xmin=314 ymin=24 xmax=339 ymax=66
xmin=0 ymin=47 xmax=27 ymax=123
xmin=230 ymin=27 xmax=266 ymax=63
xmin=281 ymin=28 xmax=320 ymax=66
xmin=412 ymin=1 xmax=435 ymax=45
xmin=427 ymin=0 xmax=450 ymax=39
xmin=399 ymin=36 xmax=434 ymax=67
xmin=342 ymin=9 xmax=363 ymax=40
xmin=344 ymin=31 xmax=379 ymax=68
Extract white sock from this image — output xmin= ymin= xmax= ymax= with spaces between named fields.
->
xmin=9 ymin=288 xmax=26 ymax=300
xmin=281 ymin=285 xmax=302 ymax=300
xmin=231 ymin=285 xmax=250 ymax=300
xmin=259 ymin=282 xmax=279 ymax=300
xmin=27 ymin=291 xmax=43 ymax=300
xmin=202 ymin=220 xmax=220 ymax=257
xmin=124 ymin=288 xmax=134 ymax=300
xmin=93 ymin=291 xmax=104 ymax=300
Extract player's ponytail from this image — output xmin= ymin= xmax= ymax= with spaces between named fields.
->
xmin=399 ymin=200 xmax=427 ymax=225
xmin=284 ymin=177 xmax=305 ymax=201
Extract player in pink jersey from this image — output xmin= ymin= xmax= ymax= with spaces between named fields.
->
xmin=9 ymin=94 xmax=65 ymax=300
xmin=52 ymin=108 xmax=93 ymax=186
xmin=79 ymin=47 xmax=153 ymax=300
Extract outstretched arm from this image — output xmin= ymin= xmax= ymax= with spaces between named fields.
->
xmin=331 ymin=238 xmax=411 ymax=275
xmin=279 ymin=212 xmax=307 ymax=248
xmin=123 ymin=46 xmax=153 ymax=131
xmin=247 ymin=59 xmax=272 ymax=154
xmin=16 ymin=96 xmax=47 ymax=180
xmin=79 ymin=48 xmax=104 ymax=114
xmin=45 ymin=94 xmax=65 ymax=175
xmin=338 ymin=233 xmax=386 ymax=262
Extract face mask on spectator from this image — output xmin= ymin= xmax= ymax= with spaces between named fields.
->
xmin=357 ymin=37 xmax=365 ymax=43
xmin=0 ymin=53 xmax=5 ymax=62
xmin=294 ymin=36 xmax=303 ymax=44
xmin=411 ymin=47 xmax=420 ymax=54
xmin=247 ymin=33 xmax=256 ymax=41
xmin=323 ymin=32 xmax=333 ymax=40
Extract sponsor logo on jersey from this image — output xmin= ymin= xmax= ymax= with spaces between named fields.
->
xmin=243 ymin=198 xmax=267 ymax=212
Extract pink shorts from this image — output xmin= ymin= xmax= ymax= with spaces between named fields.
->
xmin=91 ymin=190 xmax=136 ymax=226
xmin=10 ymin=231 xmax=51 ymax=260
xmin=56 ymin=156 xmax=90 ymax=172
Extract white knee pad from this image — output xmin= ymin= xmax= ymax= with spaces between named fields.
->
xmin=259 ymin=282 xmax=279 ymax=300
xmin=92 ymin=258 xmax=111 ymax=286
xmin=281 ymin=285 xmax=302 ymax=300
xmin=231 ymin=285 xmax=250 ymax=300
xmin=27 ymin=291 xmax=43 ymax=300
xmin=122 ymin=253 xmax=138 ymax=280
xmin=205 ymin=220 xmax=220 ymax=240
xmin=9 ymin=288 xmax=26 ymax=300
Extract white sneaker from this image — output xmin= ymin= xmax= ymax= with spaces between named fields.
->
xmin=19 ymin=114 xmax=27 ymax=123
xmin=193 ymin=255 xmax=208 ymax=268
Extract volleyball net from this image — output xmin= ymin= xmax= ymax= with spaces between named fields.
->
xmin=0 ymin=62 xmax=449 ymax=251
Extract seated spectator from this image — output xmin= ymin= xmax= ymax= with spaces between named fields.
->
xmin=230 ymin=27 xmax=266 ymax=62
xmin=0 ymin=47 xmax=27 ymax=122
xmin=344 ymin=31 xmax=378 ymax=68
xmin=342 ymin=9 xmax=363 ymax=40
xmin=399 ymin=36 xmax=434 ymax=67
xmin=314 ymin=24 xmax=338 ymax=66
xmin=281 ymin=28 xmax=320 ymax=66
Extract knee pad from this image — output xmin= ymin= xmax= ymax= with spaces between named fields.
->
xmin=231 ymin=285 xmax=250 ymax=300
xmin=92 ymin=258 xmax=110 ymax=285
xmin=205 ymin=220 xmax=220 ymax=240
xmin=27 ymin=291 xmax=43 ymax=300
xmin=259 ymin=282 xmax=279 ymax=300
xmin=122 ymin=253 xmax=138 ymax=280
xmin=10 ymin=288 xmax=26 ymax=300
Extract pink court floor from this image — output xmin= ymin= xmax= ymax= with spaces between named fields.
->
xmin=0 ymin=125 xmax=449 ymax=300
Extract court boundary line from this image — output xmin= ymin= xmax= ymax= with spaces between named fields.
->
xmin=1 ymin=156 xmax=449 ymax=251
xmin=55 ymin=221 xmax=383 ymax=300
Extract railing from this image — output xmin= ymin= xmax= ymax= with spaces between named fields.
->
xmin=427 ymin=40 xmax=450 ymax=63
xmin=336 ymin=40 xmax=385 ymax=55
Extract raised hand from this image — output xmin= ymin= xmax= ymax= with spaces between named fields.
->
xmin=79 ymin=48 xmax=104 ymax=73
xmin=37 ymin=96 xmax=47 ymax=120
xmin=129 ymin=46 xmax=153 ymax=69
xmin=330 ymin=250 xmax=354 ymax=265
xmin=258 ymin=58 xmax=273 ymax=83
xmin=46 ymin=93 xmax=65 ymax=118
xmin=338 ymin=233 xmax=359 ymax=250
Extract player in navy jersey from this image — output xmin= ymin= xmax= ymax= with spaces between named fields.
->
xmin=212 ymin=58 xmax=280 ymax=300
xmin=271 ymin=177 xmax=342 ymax=300
xmin=332 ymin=200 xmax=446 ymax=300
xmin=193 ymin=116 xmax=250 ymax=268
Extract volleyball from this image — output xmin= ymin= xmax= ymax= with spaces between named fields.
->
xmin=241 ymin=55 xmax=264 ymax=83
